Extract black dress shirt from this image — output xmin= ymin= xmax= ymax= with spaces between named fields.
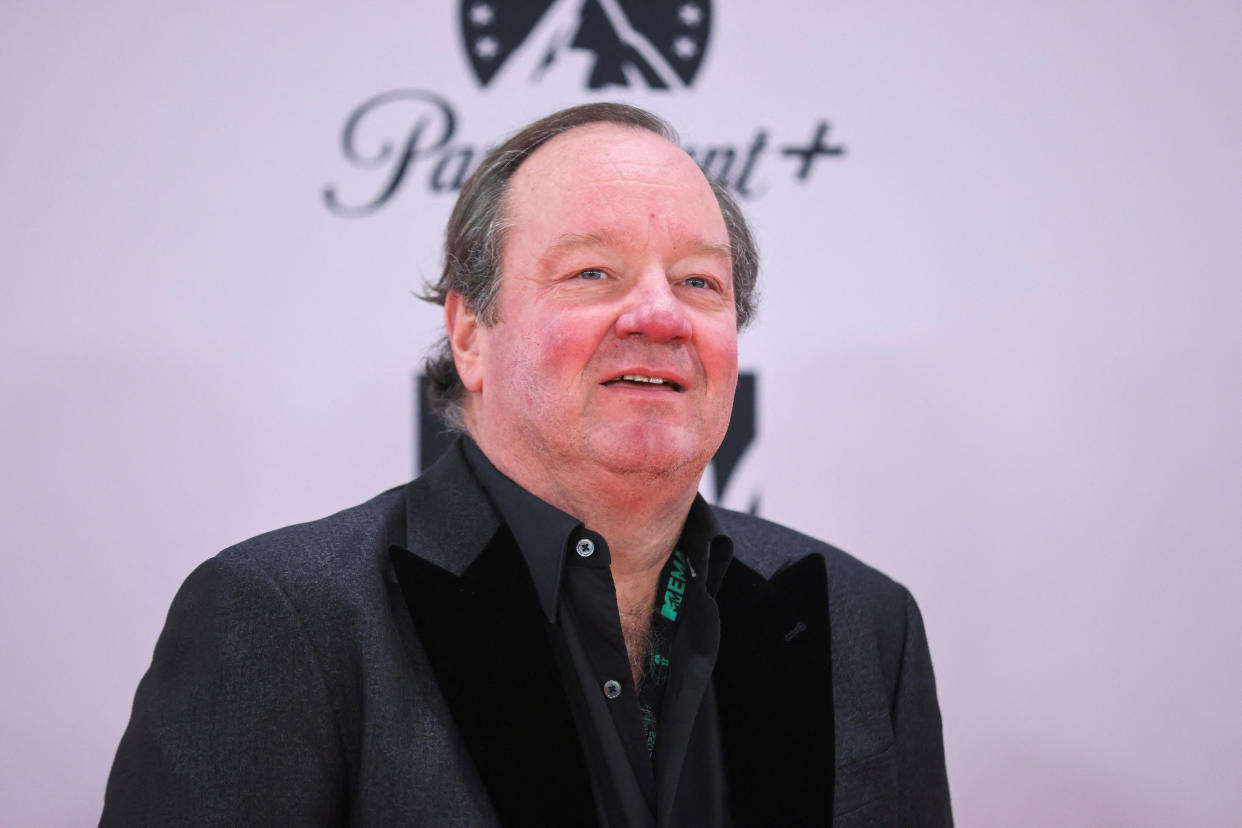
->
xmin=463 ymin=439 xmax=735 ymax=828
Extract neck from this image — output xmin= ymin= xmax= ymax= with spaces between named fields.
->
xmin=467 ymin=422 xmax=703 ymax=576
xmin=566 ymin=483 xmax=693 ymax=690
xmin=468 ymin=426 xmax=703 ymax=687
xmin=498 ymin=450 xmax=698 ymax=582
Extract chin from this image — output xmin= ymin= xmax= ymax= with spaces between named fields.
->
xmin=586 ymin=425 xmax=716 ymax=481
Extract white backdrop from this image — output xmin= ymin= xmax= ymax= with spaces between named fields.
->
xmin=2 ymin=2 xmax=1240 ymax=824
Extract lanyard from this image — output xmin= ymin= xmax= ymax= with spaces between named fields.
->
xmin=638 ymin=547 xmax=690 ymax=756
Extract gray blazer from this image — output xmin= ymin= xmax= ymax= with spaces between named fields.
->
xmin=102 ymin=440 xmax=951 ymax=826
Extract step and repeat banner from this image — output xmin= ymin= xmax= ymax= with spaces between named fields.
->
xmin=3 ymin=2 xmax=1239 ymax=824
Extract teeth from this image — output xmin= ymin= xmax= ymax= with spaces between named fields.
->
xmin=621 ymin=374 xmax=665 ymax=384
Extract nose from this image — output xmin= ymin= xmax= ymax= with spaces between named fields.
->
xmin=614 ymin=270 xmax=693 ymax=343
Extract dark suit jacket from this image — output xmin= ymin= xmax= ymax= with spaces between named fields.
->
xmin=102 ymin=440 xmax=951 ymax=827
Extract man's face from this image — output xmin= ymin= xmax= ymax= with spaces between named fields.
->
xmin=457 ymin=123 xmax=738 ymax=489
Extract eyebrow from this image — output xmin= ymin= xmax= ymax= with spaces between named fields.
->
xmin=547 ymin=231 xmax=733 ymax=261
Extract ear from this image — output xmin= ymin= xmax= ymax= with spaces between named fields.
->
xmin=445 ymin=291 xmax=484 ymax=393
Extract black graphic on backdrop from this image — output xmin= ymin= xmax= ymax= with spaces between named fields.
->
xmin=711 ymin=372 xmax=753 ymax=505
xmin=323 ymin=90 xmax=845 ymax=216
xmin=416 ymin=371 xmax=757 ymax=509
xmin=460 ymin=0 xmax=711 ymax=90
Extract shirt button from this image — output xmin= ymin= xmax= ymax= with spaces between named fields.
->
xmin=575 ymin=538 xmax=595 ymax=558
xmin=603 ymin=679 xmax=622 ymax=699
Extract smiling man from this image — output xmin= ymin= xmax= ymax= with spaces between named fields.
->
xmin=104 ymin=104 xmax=951 ymax=827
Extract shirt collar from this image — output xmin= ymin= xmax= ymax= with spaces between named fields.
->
xmin=463 ymin=436 xmax=579 ymax=624
xmin=680 ymin=492 xmax=735 ymax=597
xmin=462 ymin=436 xmax=735 ymax=622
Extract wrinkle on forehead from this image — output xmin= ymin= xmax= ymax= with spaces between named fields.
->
xmin=548 ymin=231 xmax=732 ymax=260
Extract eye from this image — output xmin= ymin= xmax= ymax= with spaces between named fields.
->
xmin=574 ymin=268 xmax=607 ymax=281
xmin=681 ymin=276 xmax=715 ymax=290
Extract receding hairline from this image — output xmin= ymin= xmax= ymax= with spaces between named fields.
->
xmin=494 ymin=121 xmax=730 ymax=269
xmin=497 ymin=119 xmax=713 ymax=211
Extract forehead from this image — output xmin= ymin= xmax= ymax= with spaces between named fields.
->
xmin=503 ymin=123 xmax=727 ymax=249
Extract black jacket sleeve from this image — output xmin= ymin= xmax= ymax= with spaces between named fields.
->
xmin=893 ymin=589 xmax=953 ymax=826
xmin=101 ymin=555 xmax=347 ymax=826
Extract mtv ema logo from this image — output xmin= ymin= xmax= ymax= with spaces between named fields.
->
xmin=461 ymin=0 xmax=711 ymax=90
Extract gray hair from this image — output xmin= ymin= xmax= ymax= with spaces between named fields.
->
xmin=421 ymin=102 xmax=759 ymax=430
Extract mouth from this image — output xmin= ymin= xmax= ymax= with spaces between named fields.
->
xmin=601 ymin=373 xmax=685 ymax=392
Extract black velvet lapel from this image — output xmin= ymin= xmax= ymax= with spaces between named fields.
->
xmin=714 ymin=554 xmax=835 ymax=827
xmin=390 ymin=527 xmax=596 ymax=827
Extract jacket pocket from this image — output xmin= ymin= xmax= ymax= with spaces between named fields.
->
xmin=833 ymin=745 xmax=897 ymax=826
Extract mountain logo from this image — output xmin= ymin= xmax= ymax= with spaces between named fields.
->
xmin=460 ymin=0 xmax=713 ymax=90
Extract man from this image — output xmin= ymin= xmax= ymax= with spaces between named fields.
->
xmin=103 ymin=103 xmax=951 ymax=827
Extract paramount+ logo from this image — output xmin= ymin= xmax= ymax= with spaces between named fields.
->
xmin=459 ymin=0 xmax=712 ymax=90
xmin=323 ymin=2 xmax=845 ymax=216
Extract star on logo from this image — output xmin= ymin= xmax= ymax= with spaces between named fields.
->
xmin=673 ymin=35 xmax=698 ymax=60
xmin=678 ymin=3 xmax=704 ymax=27
xmin=474 ymin=35 xmax=499 ymax=60
xmin=469 ymin=3 xmax=494 ymax=27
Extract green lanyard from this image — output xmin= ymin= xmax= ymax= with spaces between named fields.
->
xmin=638 ymin=548 xmax=690 ymax=756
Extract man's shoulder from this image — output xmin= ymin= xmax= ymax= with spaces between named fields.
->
xmin=712 ymin=506 xmax=912 ymax=608
xmin=196 ymin=441 xmax=491 ymax=602
xmin=210 ymin=483 xmax=408 ymax=592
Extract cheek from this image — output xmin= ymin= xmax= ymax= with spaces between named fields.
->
xmin=530 ymin=308 xmax=604 ymax=375
xmin=701 ymin=327 xmax=739 ymax=425
xmin=701 ymin=325 xmax=739 ymax=383
xmin=494 ymin=317 xmax=590 ymax=410
xmin=541 ymin=323 xmax=584 ymax=363
xmin=500 ymin=331 xmax=550 ymax=409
